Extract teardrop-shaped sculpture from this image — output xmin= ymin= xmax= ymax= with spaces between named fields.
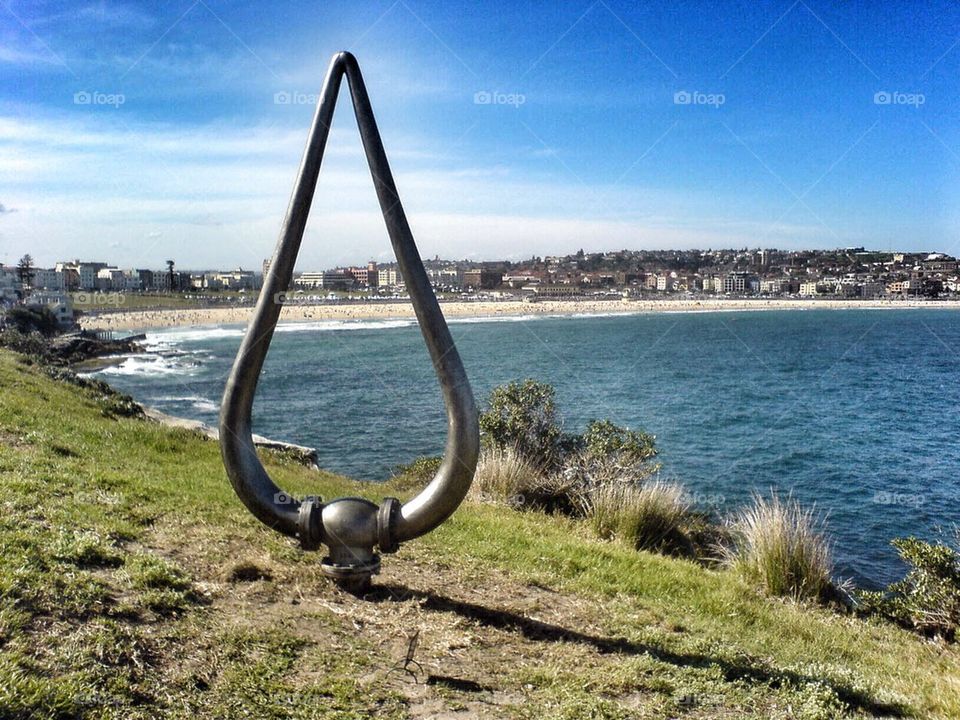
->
xmin=219 ymin=51 xmax=479 ymax=590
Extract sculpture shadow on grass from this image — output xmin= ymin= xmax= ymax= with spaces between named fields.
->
xmin=366 ymin=583 xmax=908 ymax=717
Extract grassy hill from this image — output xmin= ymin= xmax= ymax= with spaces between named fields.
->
xmin=0 ymin=348 xmax=957 ymax=719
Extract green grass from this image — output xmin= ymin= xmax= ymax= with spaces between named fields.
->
xmin=0 ymin=348 xmax=958 ymax=718
xmin=72 ymin=290 xmax=255 ymax=314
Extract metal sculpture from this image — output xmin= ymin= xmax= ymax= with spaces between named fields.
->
xmin=219 ymin=51 xmax=480 ymax=591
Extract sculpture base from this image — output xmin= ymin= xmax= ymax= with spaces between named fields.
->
xmin=321 ymin=555 xmax=381 ymax=594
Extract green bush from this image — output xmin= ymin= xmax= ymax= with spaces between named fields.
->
xmin=391 ymin=455 xmax=442 ymax=482
xmin=565 ymin=418 xmax=660 ymax=489
xmin=581 ymin=419 xmax=657 ymax=464
xmin=857 ymin=537 xmax=960 ymax=641
xmin=4 ymin=306 xmax=59 ymax=337
xmin=479 ymin=380 xmax=564 ymax=471
xmin=0 ymin=328 xmax=51 ymax=363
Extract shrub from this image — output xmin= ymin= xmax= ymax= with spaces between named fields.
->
xmin=856 ymin=537 xmax=960 ymax=641
xmin=477 ymin=381 xmax=664 ymax=518
xmin=479 ymin=380 xmax=564 ymax=471
xmin=0 ymin=328 xmax=51 ymax=363
xmin=587 ymin=480 xmax=692 ymax=554
xmin=390 ymin=455 xmax=442 ymax=486
xmin=723 ymin=492 xmax=832 ymax=602
xmin=564 ymin=419 xmax=660 ymax=490
xmin=4 ymin=306 xmax=59 ymax=337
xmin=582 ymin=419 xmax=657 ymax=465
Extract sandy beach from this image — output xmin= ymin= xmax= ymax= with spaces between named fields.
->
xmin=78 ymin=297 xmax=960 ymax=332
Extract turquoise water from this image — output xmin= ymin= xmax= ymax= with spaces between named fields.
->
xmin=92 ymin=309 xmax=960 ymax=587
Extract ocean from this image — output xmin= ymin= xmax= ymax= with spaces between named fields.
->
xmin=89 ymin=308 xmax=960 ymax=588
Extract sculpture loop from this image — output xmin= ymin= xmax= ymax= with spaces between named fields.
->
xmin=219 ymin=51 xmax=480 ymax=591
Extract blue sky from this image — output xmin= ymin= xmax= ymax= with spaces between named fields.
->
xmin=1 ymin=0 xmax=959 ymax=270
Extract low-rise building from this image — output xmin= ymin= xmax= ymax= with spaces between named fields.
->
xmin=721 ymin=273 xmax=756 ymax=294
xmin=858 ymin=281 xmax=885 ymax=298
xmin=532 ymin=284 xmax=583 ymax=298
xmin=96 ymin=267 xmax=125 ymax=290
xmin=56 ymin=261 xmax=108 ymax=290
xmin=463 ymin=268 xmax=502 ymax=290
xmin=799 ymin=281 xmax=821 ymax=297
xmin=26 ymin=291 xmax=74 ymax=328
xmin=0 ymin=267 xmax=18 ymax=302
xmin=759 ymin=278 xmax=791 ymax=294
xmin=212 ymin=268 xmax=259 ymax=290
xmin=297 ymin=270 xmax=355 ymax=290
xmin=886 ymin=279 xmax=920 ymax=295
xmin=31 ymin=268 xmax=65 ymax=290
xmin=502 ymin=273 xmax=540 ymax=289
xmin=345 ymin=262 xmax=378 ymax=287
xmin=377 ymin=267 xmax=401 ymax=288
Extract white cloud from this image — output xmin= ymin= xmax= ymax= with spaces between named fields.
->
xmin=0 ymin=108 xmax=832 ymax=269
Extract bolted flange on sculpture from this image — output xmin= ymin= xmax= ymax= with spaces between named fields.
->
xmin=219 ymin=51 xmax=480 ymax=593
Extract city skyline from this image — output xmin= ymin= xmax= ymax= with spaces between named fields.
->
xmin=2 ymin=1 xmax=959 ymax=268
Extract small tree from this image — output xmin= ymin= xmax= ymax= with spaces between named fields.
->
xmin=479 ymin=380 xmax=563 ymax=471
xmin=16 ymin=254 xmax=34 ymax=289
xmin=166 ymin=260 xmax=176 ymax=292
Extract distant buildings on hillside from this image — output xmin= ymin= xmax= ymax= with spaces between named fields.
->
xmin=5 ymin=247 xmax=960 ymax=331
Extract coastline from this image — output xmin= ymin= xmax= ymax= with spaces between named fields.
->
xmin=79 ymin=296 xmax=960 ymax=332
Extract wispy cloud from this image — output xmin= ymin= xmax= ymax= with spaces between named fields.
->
xmin=0 ymin=43 xmax=63 ymax=68
xmin=0 ymin=106 xmax=829 ymax=269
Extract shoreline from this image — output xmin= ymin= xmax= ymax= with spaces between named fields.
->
xmin=80 ymin=297 xmax=960 ymax=332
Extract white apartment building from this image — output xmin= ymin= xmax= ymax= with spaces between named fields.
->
xmin=31 ymin=268 xmax=65 ymax=290
xmin=57 ymin=261 xmax=107 ymax=290
xmin=27 ymin=291 xmax=74 ymax=327
xmin=377 ymin=267 xmax=400 ymax=287
xmin=760 ymin=278 xmax=786 ymax=294
xmin=213 ymin=269 xmax=259 ymax=290
xmin=97 ymin=268 xmax=125 ymax=290
xmin=0 ymin=267 xmax=18 ymax=301
xmin=297 ymin=271 xmax=354 ymax=289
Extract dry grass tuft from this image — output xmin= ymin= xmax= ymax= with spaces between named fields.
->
xmin=469 ymin=448 xmax=580 ymax=512
xmin=587 ymin=480 xmax=692 ymax=553
xmin=723 ymin=492 xmax=832 ymax=602
xmin=469 ymin=447 xmax=542 ymax=504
